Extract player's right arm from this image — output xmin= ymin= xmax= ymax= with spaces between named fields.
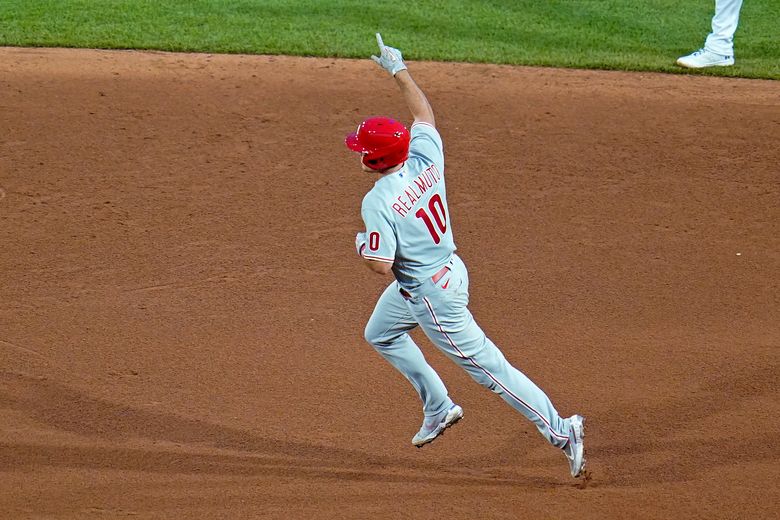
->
xmin=371 ymin=33 xmax=435 ymax=127
xmin=394 ymin=70 xmax=435 ymax=128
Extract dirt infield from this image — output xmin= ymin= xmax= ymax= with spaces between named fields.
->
xmin=1 ymin=47 xmax=778 ymax=519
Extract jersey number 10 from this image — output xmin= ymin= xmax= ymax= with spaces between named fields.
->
xmin=415 ymin=194 xmax=447 ymax=244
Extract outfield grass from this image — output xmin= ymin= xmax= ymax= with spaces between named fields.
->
xmin=1 ymin=0 xmax=778 ymax=79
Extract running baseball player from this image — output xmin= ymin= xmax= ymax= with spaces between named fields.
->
xmin=346 ymin=34 xmax=586 ymax=478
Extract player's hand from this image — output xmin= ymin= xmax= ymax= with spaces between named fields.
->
xmin=371 ymin=33 xmax=407 ymax=76
xmin=355 ymin=232 xmax=367 ymax=257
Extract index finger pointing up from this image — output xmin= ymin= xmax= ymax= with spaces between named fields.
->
xmin=375 ymin=33 xmax=384 ymax=50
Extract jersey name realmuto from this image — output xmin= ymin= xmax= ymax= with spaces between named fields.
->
xmin=360 ymin=122 xmax=456 ymax=289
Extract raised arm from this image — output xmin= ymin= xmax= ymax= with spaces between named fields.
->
xmin=372 ymin=33 xmax=435 ymax=127
xmin=394 ymin=70 xmax=434 ymax=127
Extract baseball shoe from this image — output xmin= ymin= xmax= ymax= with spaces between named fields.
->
xmin=412 ymin=404 xmax=463 ymax=447
xmin=563 ymin=414 xmax=586 ymax=478
xmin=676 ymin=48 xmax=734 ymax=68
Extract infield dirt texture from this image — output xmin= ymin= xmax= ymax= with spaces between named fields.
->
xmin=1 ymin=47 xmax=778 ymax=519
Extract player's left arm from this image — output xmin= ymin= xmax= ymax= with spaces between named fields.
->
xmin=364 ymin=258 xmax=393 ymax=274
xmin=356 ymin=203 xmax=397 ymax=275
xmin=355 ymin=232 xmax=394 ymax=275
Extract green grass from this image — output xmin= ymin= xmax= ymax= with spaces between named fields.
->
xmin=1 ymin=0 xmax=778 ymax=79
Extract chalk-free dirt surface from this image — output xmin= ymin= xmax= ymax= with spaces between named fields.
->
xmin=1 ymin=47 xmax=778 ymax=519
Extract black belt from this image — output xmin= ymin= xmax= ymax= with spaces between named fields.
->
xmin=399 ymin=265 xmax=450 ymax=299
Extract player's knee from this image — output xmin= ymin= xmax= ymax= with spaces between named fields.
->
xmin=364 ymin=322 xmax=384 ymax=347
xmin=364 ymin=322 xmax=400 ymax=348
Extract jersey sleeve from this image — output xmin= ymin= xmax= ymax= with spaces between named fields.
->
xmin=409 ymin=122 xmax=444 ymax=166
xmin=361 ymin=208 xmax=397 ymax=263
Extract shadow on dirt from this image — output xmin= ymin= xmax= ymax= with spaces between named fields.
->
xmin=0 ymin=371 xmax=564 ymax=488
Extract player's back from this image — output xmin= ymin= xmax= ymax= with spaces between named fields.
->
xmin=361 ymin=122 xmax=455 ymax=290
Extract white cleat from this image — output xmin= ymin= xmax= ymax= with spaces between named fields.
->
xmin=412 ymin=404 xmax=463 ymax=447
xmin=676 ymin=48 xmax=734 ymax=68
xmin=564 ymin=414 xmax=586 ymax=478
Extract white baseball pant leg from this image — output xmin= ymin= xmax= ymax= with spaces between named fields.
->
xmin=704 ymin=0 xmax=744 ymax=56
xmin=364 ymin=280 xmax=454 ymax=419
xmin=408 ymin=255 xmax=572 ymax=448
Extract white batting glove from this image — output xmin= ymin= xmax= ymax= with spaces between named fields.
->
xmin=355 ymin=232 xmax=367 ymax=257
xmin=371 ymin=33 xmax=407 ymax=76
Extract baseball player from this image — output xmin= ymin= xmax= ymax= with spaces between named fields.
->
xmin=346 ymin=34 xmax=586 ymax=478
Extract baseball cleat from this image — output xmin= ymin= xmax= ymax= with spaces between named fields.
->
xmin=563 ymin=414 xmax=586 ymax=478
xmin=676 ymin=48 xmax=734 ymax=68
xmin=412 ymin=404 xmax=463 ymax=447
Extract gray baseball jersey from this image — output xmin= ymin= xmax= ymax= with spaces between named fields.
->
xmin=360 ymin=122 xmax=455 ymax=290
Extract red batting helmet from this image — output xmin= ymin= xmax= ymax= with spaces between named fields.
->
xmin=345 ymin=117 xmax=410 ymax=171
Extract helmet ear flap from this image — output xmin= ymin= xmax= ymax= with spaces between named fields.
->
xmin=363 ymin=154 xmax=379 ymax=166
xmin=362 ymin=155 xmax=385 ymax=171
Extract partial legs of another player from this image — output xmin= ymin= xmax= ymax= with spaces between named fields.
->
xmin=677 ymin=0 xmax=743 ymax=68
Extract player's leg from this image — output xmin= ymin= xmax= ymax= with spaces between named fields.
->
xmin=676 ymin=0 xmax=741 ymax=68
xmin=364 ymin=280 xmax=453 ymax=419
xmin=704 ymin=0 xmax=743 ymax=56
xmin=410 ymin=256 xmax=571 ymax=448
